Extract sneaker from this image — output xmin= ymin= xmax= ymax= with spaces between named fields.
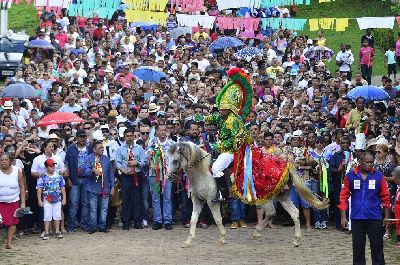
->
xmin=42 ymin=234 xmax=50 ymax=240
xmin=315 ymin=221 xmax=320 ymax=229
xmin=320 ymin=221 xmax=328 ymax=229
xmin=40 ymin=231 xmax=45 ymax=238
xmin=142 ymin=220 xmax=149 ymax=228
xmin=55 ymin=232 xmax=63 ymax=239
xmin=164 ymin=224 xmax=173 ymax=230
xmin=183 ymin=222 xmax=191 ymax=228
xmin=230 ymin=221 xmax=239 ymax=229
xmin=239 ymin=220 xmax=247 ymax=228
xmin=197 ymin=221 xmax=208 ymax=229
xmin=152 ymin=222 xmax=162 ymax=230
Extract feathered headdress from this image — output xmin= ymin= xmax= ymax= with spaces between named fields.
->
xmin=215 ymin=68 xmax=253 ymax=121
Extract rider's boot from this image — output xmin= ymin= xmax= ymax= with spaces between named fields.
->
xmin=212 ymin=177 xmax=229 ymax=203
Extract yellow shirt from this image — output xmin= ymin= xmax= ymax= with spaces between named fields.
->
xmin=317 ymin=38 xmax=326 ymax=47
xmin=193 ymin=32 xmax=209 ymax=42
xmin=266 ymin=66 xmax=284 ymax=78
xmin=345 ymin=108 xmax=371 ymax=130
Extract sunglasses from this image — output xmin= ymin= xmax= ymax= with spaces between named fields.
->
xmin=83 ymin=127 xmax=92 ymax=130
xmin=376 ymin=150 xmax=383 ymax=154
xmin=141 ymin=132 xmax=150 ymax=135
xmin=111 ymin=133 xmax=118 ymax=136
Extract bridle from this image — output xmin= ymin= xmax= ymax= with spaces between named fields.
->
xmin=168 ymin=148 xmax=211 ymax=180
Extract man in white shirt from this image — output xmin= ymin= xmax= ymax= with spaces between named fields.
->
xmin=191 ymin=52 xmax=210 ymax=72
xmin=263 ymin=42 xmax=277 ymax=66
xmin=59 ymin=94 xmax=82 ymax=113
xmin=68 ymin=59 xmax=87 ymax=80
xmin=336 ymin=44 xmax=354 ymax=80
xmin=298 ymin=72 xmax=311 ymax=89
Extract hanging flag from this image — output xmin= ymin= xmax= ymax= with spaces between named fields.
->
xmin=281 ymin=18 xmax=307 ymax=31
xmin=335 ymin=18 xmax=349 ymax=32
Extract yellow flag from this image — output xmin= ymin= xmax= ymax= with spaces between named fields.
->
xmin=309 ymin=19 xmax=319 ymax=31
xmin=336 ymin=18 xmax=349 ymax=32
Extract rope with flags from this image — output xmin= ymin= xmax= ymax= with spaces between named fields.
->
xmin=93 ymin=157 xmax=106 ymax=198
xmin=151 ymin=140 xmax=166 ymax=193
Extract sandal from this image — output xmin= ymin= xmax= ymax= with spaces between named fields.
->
xmin=383 ymin=233 xmax=391 ymax=240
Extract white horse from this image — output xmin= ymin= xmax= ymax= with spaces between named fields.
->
xmin=166 ymin=142 xmax=329 ymax=247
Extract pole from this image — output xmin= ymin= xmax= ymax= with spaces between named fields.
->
xmin=0 ymin=1 xmax=11 ymax=36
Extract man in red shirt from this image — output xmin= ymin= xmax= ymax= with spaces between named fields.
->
xmin=92 ymin=23 xmax=106 ymax=41
xmin=339 ymin=151 xmax=390 ymax=265
xmin=55 ymin=26 xmax=68 ymax=49
xmin=359 ymin=39 xmax=375 ymax=85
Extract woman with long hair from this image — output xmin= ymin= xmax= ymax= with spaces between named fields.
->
xmin=374 ymin=143 xmax=396 ymax=240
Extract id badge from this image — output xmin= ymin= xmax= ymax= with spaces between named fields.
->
xmin=368 ymin=180 xmax=376 ymax=190
xmin=354 ymin=180 xmax=361 ymax=189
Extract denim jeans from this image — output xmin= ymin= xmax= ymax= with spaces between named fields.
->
xmin=310 ymin=179 xmax=328 ymax=224
xmin=88 ymin=192 xmax=109 ymax=231
xmin=149 ymin=176 xmax=172 ymax=224
xmin=141 ymin=173 xmax=150 ymax=222
xmin=68 ymin=179 xmax=89 ymax=231
xmin=179 ymin=179 xmax=192 ymax=223
xmin=121 ymin=174 xmax=143 ymax=226
xmin=230 ymin=197 xmax=245 ymax=222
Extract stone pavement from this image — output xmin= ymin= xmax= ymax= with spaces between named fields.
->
xmin=1 ymin=223 xmax=399 ymax=265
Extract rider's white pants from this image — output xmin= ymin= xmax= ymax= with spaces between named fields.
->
xmin=211 ymin=153 xmax=234 ymax=178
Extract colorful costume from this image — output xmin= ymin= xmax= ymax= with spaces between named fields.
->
xmin=206 ymin=69 xmax=253 ymax=182
xmin=208 ymin=68 xmax=290 ymax=205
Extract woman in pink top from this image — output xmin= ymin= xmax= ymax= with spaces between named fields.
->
xmin=359 ymin=39 xmax=375 ymax=85
xmin=396 ymin=32 xmax=400 ymax=68
xmin=76 ymin=17 xmax=87 ymax=35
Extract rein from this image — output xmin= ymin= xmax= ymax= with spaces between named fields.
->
xmin=169 ymin=152 xmax=211 ymax=179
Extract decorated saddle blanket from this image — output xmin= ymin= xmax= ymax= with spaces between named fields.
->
xmin=232 ymin=145 xmax=290 ymax=205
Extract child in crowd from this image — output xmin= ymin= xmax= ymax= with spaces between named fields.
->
xmin=384 ymin=45 xmax=397 ymax=81
xmin=37 ymin=158 xmax=66 ymax=240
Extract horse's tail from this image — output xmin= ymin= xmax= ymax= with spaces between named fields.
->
xmin=289 ymin=165 xmax=330 ymax=210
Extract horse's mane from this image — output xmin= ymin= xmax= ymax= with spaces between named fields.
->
xmin=170 ymin=141 xmax=211 ymax=174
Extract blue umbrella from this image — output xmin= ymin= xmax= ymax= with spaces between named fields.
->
xmin=26 ymin=39 xmax=55 ymax=50
xmin=209 ymin=37 xmax=245 ymax=52
xmin=235 ymin=47 xmax=263 ymax=62
xmin=133 ymin=66 xmax=168 ymax=83
xmin=347 ymin=85 xmax=389 ymax=101
xmin=0 ymin=83 xmax=38 ymax=98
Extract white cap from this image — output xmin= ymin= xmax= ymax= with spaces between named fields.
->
xmin=119 ymin=127 xmax=127 ymax=138
xmin=100 ymin=124 xmax=109 ymax=130
xmin=92 ymin=130 xmax=104 ymax=141
xmin=292 ymin=130 xmax=302 ymax=138
xmin=376 ymin=135 xmax=389 ymax=146
xmin=48 ymin=133 xmax=60 ymax=139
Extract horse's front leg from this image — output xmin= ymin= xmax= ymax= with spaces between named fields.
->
xmin=182 ymin=196 xmax=203 ymax=248
xmin=209 ymin=201 xmax=227 ymax=245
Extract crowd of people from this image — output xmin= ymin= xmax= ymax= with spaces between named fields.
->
xmin=0 ymin=3 xmax=399 ymax=257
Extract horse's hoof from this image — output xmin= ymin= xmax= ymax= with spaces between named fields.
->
xmin=252 ymin=232 xmax=262 ymax=239
xmin=218 ymin=239 xmax=226 ymax=245
xmin=181 ymin=242 xmax=191 ymax=248
xmin=292 ymin=240 xmax=300 ymax=247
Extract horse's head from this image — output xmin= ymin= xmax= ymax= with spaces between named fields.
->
xmin=166 ymin=142 xmax=192 ymax=180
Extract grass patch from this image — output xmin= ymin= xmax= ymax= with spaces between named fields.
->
xmin=294 ymin=0 xmax=395 ymax=76
xmin=6 ymin=0 xmax=398 ymax=76
xmin=8 ymin=2 xmax=39 ymax=36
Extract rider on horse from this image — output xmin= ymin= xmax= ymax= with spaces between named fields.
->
xmin=197 ymin=68 xmax=254 ymax=202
